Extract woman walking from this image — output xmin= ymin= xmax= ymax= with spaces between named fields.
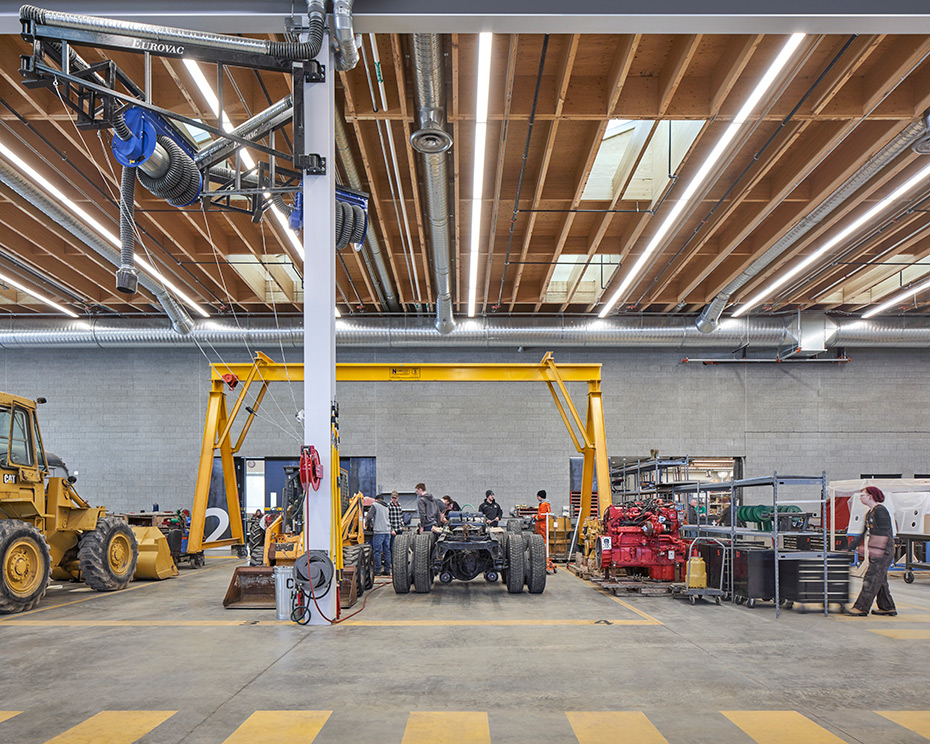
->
xmin=846 ymin=486 xmax=897 ymax=616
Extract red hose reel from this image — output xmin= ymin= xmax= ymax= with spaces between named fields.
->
xmin=300 ymin=445 xmax=323 ymax=492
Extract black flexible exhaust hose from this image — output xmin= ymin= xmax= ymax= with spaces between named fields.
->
xmin=116 ymin=164 xmax=138 ymax=294
xmin=273 ymin=194 xmax=367 ymax=251
xmin=136 ymin=135 xmax=200 ymax=207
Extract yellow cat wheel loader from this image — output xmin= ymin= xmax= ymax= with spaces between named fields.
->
xmin=0 ymin=393 xmax=175 ymax=614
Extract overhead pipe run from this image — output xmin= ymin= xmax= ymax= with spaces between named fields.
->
xmin=5 ymin=315 xmax=930 ymax=349
xmin=19 ymin=3 xmax=326 ymax=61
xmin=0 ymin=153 xmax=194 ymax=334
xmin=334 ymin=113 xmax=400 ymax=310
xmin=194 ymin=96 xmax=294 ymax=170
xmin=410 ymin=33 xmax=456 ymax=334
xmin=695 ymin=114 xmax=930 ymax=334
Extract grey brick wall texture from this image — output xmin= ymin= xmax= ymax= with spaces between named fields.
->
xmin=0 ymin=345 xmax=925 ymax=515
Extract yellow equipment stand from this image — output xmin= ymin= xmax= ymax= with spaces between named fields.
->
xmin=189 ymin=351 xmax=612 ymax=559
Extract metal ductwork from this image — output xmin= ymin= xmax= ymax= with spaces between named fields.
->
xmin=4 ymin=315 xmax=930 ymax=349
xmin=410 ymin=33 xmax=455 ymax=334
xmin=0 ymin=153 xmax=194 ymax=334
xmin=331 ymin=0 xmax=359 ymax=72
xmin=19 ymin=4 xmax=325 ymax=61
xmin=696 ymin=115 xmax=930 ymax=334
xmin=335 ymin=113 xmax=400 ymax=311
xmin=195 ymin=96 xmax=294 ymax=170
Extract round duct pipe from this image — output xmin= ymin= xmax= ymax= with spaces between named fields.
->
xmin=1 ymin=315 xmax=929 ymax=349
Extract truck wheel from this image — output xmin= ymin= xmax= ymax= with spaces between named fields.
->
xmin=506 ymin=519 xmax=522 ymax=532
xmin=0 ymin=520 xmax=50 ymax=613
xmin=506 ymin=534 xmax=525 ymax=593
xmin=524 ymin=533 xmax=547 ymax=594
xmin=392 ymin=533 xmax=412 ymax=594
xmin=413 ymin=532 xmax=433 ymax=594
xmin=79 ymin=517 xmax=139 ymax=592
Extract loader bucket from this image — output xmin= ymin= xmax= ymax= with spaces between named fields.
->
xmin=223 ymin=566 xmax=275 ymax=609
xmin=131 ymin=527 xmax=179 ymax=580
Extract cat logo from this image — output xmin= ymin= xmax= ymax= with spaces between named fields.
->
xmin=2 ymin=473 xmax=16 ymax=484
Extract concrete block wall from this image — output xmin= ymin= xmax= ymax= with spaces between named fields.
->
xmin=0 ymin=345 xmax=926 ymax=515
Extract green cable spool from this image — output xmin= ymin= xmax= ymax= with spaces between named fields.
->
xmin=737 ymin=504 xmax=801 ymax=531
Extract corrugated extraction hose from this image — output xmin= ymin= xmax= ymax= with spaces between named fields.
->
xmin=116 ymin=165 xmax=138 ymax=294
xmin=271 ymin=194 xmax=366 ymax=251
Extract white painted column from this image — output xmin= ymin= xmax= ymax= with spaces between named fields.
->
xmin=302 ymin=36 xmax=337 ymax=624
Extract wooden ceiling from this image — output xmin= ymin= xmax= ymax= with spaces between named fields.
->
xmin=1 ymin=30 xmax=930 ymax=322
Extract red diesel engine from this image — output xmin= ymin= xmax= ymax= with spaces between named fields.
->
xmin=599 ymin=499 xmax=688 ymax=581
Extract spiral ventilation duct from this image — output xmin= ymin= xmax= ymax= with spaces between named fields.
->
xmin=19 ymin=4 xmax=325 ymax=61
xmin=331 ymin=0 xmax=359 ymax=72
xmin=1 ymin=315 xmax=930 ymax=349
xmin=194 ymin=96 xmax=294 ymax=171
xmin=695 ymin=115 xmax=930 ymax=333
xmin=0 ymin=152 xmax=193 ymax=334
xmin=410 ymin=34 xmax=455 ymax=334
xmin=335 ymin=113 xmax=399 ymax=311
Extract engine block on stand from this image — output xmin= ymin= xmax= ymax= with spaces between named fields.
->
xmin=598 ymin=499 xmax=688 ymax=581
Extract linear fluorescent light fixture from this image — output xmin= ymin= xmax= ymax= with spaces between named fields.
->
xmin=598 ymin=32 xmax=806 ymax=319
xmin=185 ymin=60 xmax=304 ymax=261
xmin=0 ymin=269 xmax=78 ymax=318
xmin=862 ymin=275 xmax=930 ymax=318
xmin=735 ymin=159 xmax=930 ymax=317
xmin=0 ymin=139 xmax=209 ymax=318
xmin=467 ymin=32 xmax=493 ymax=318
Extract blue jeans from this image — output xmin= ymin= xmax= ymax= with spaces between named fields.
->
xmin=372 ymin=533 xmax=391 ymax=573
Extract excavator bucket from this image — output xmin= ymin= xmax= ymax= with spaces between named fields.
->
xmin=223 ymin=566 xmax=275 ymax=609
xmin=131 ymin=527 xmax=179 ymax=580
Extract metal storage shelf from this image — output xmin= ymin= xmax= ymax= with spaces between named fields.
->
xmin=691 ymin=471 xmax=832 ymax=618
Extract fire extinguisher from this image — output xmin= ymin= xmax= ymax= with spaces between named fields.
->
xmin=300 ymin=445 xmax=323 ymax=492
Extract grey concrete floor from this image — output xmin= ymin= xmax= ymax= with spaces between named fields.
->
xmin=1 ymin=554 xmax=930 ymax=743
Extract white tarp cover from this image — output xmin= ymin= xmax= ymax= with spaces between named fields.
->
xmin=829 ymin=479 xmax=930 ymax=537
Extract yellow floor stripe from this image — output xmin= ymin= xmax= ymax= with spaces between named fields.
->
xmin=563 ymin=570 xmax=664 ymax=625
xmin=566 ymin=711 xmax=669 ymax=744
xmin=722 ymin=711 xmax=845 ymax=744
xmin=401 ymin=712 xmax=490 ymax=744
xmin=43 ymin=711 xmax=175 ymax=744
xmin=877 ymin=711 xmax=930 ymax=738
xmin=222 ymin=711 xmax=331 ymax=744
xmin=833 ymin=614 xmax=930 ymax=622
xmin=340 ymin=619 xmax=654 ymax=627
xmin=870 ymin=629 xmax=930 ymax=639
xmin=0 ymin=712 xmax=20 ymax=725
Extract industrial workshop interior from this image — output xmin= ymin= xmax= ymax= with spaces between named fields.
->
xmin=5 ymin=1 xmax=930 ymax=743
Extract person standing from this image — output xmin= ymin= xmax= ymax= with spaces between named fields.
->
xmin=847 ymin=486 xmax=897 ymax=616
xmin=441 ymin=495 xmax=461 ymax=517
xmin=686 ymin=497 xmax=699 ymax=525
xmin=366 ymin=494 xmax=392 ymax=576
xmin=388 ymin=490 xmax=405 ymax=552
xmin=534 ymin=490 xmax=551 ymax=537
xmin=479 ymin=490 xmax=503 ymax=526
xmin=416 ymin=482 xmax=445 ymax=533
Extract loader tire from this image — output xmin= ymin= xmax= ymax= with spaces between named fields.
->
xmin=247 ymin=520 xmax=266 ymax=566
xmin=524 ymin=533 xmax=547 ymax=594
xmin=79 ymin=517 xmax=138 ymax=592
xmin=0 ymin=520 xmax=50 ymax=613
xmin=506 ymin=519 xmax=522 ymax=532
xmin=506 ymin=533 xmax=525 ymax=594
xmin=413 ymin=532 xmax=433 ymax=594
xmin=392 ymin=533 xmax=412 ymax=594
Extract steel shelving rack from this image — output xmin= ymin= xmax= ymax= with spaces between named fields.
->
xmin=687 ymin=472 xmax=831 ymax=618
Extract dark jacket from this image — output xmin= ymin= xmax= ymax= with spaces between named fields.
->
xmin=443 ymin=499 xmax=461 ymax=514
xmin=479 ymin=499 xmax=503 ymax=524
xmin=418 ymin=493 xmax=444 ymax=530
xmin=849 ymin=503 xmax=894 ymax=558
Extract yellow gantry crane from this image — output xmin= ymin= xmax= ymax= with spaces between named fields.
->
xmin=188 ymin=351 xmax=611 ymax=555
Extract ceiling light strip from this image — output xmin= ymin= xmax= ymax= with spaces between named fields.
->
xmin=597 ymin=32 xmax=806 ymax=319
xmin=0 ymin=269 xmax=78 ymax=318
xmin=735 ymin=160 xmax=930 ymax=317
xmin=185 ymin=60 xmax=305 ymax=261
xmin=0 ymin=138 xmax=209 ymax=318
xmin=468 ymin=32 xmax=493 ymax=318
xmin=862 ymin=274 xmax=930 ymax=319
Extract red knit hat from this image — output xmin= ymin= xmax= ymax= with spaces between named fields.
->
xmin=864 ymin=486 xmax=885 ymax=503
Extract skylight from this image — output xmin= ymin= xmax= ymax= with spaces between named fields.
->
xmin=544 ymin=254 xmax=621 ymax=304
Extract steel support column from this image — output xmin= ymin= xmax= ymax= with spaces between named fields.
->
xmin=302 ymin=35 xmax=337 ymax=624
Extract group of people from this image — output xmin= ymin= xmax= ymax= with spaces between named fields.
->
xmin=365 ymin=484 xmax=552 ymax=574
